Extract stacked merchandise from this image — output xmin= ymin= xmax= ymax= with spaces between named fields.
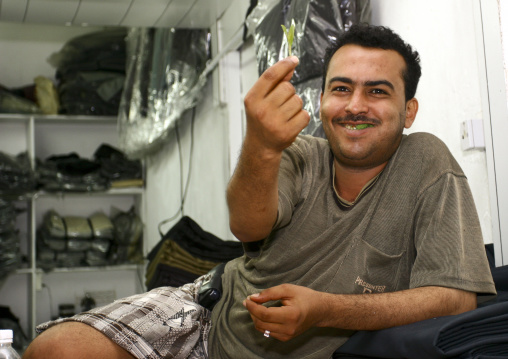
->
xmin=0 ymin=151 xmax=32 ymax=285
xmin=94 ymin=144 xmax=143 ymax=189
xmin=111 ymin=206 xmax=143 ymax=265
xmin=36 ymin=143 xmax=142 ymax=193
xmin=36 ymin=153 xmax=108 ymax=192
xmin=47 ymin=28 xmax=128 ymax=116
xmin=0 ymin=200 xmax=21 ymax=286
xmin=0 ymin=152 xmax=36 ymax=198
xmin=146 ymin=216 xmax=244 ymax=290
xmin=37 ymin=208 xmax=142 ymax=270
xmin=0 ymin=76 xmax=59 ymax=115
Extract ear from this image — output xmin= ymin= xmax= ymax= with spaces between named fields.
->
xmin=404 ymin=98 xmax=418 ymax=129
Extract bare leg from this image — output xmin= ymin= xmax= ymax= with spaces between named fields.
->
xmin=22 ymin=322 xmax=135 ymax=359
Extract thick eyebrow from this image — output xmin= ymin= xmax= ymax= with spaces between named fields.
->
xmin=328 ymin=77 xmax=395 ymax=91
xmin=365 ymin=80 xmax=395 ymax=91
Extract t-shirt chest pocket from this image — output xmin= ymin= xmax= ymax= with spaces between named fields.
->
xmin=335 ymin=237 xmax=405 ymax=294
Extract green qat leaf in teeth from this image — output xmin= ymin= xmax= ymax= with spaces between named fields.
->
xmin=281 ymin=19 xmax=296 ymax=57
xmin=355 ymin=124 xmax=374 ymax=129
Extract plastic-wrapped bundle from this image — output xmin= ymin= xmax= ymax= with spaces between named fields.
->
xmin=0 ymin=200 xmax=21 ymax=284
xmin=111 ymin=206 xmax=143 ymax=264
xmin=118 ymin=28 xmax=210 ymax=159
xmin=37 ymin=211 xmax=93 ymax=269
xmin=93 ymin=144 xmax=143 ymax=187
xmin=0 ymin=87 xmax=42 ymax=114
xmin=246 ymin=0 xmax=370 ymax=136
xmin=36 ymin=153 xmax=109 ymax=192
xmin=294 ymin=77 xmax=325 ymax=137
xmin=0 ymin=152 xmax=36 ymax=198
xmin=47 ymin=28 xmax=127 ymax=116
xmin=86 ymin=212 xmax=114 ymax=266
xmin=248 ymin=0 xmax=371 ymax=83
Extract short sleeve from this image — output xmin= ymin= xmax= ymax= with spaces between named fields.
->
xmin=410 ymin=172 xmax=496 ymax=296
xmin=274 ymin=139 xmax=306 ymax=230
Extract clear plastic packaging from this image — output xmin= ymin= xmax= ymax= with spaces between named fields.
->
xmin=0 ymin=330 xmax=21 ymax=359
xmin=118 ymin=28 xmax=210 ymax=159
xmin=246 ymin=0 xmax=371 ymax=137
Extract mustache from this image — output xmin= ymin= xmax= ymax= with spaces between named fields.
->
xmin=332 ymin=114 xmax=381 ymax=125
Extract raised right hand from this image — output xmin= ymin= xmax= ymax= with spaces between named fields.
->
xmin=243 ymin=56 xmax=310 ymax=156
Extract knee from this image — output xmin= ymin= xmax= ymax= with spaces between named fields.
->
xmin=23 ymin=322 xmax=135 ymax=359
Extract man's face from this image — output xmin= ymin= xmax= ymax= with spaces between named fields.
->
xmin=320 ymin=44 xmax=417 ymax=170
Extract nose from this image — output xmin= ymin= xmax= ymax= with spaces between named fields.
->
xmin=345 ymin=91 xmax=368 ymax=115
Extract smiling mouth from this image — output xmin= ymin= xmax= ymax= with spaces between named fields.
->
xmin=344 ymin=124 xmax=374 ymax=130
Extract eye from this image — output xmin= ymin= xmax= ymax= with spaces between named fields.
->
xmin=370 ymin=88 xmax=388 ymax=95
xmin=332 ymin=86 xmax=350 ymax=92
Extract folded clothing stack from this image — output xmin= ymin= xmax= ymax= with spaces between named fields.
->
xmin=37 ymin=153 xmax=109 ymax=192
xmin=37 ymin=210 xmax=122 ymax=270
xmin=0 ymin=200 xmax=21 ymax=283
xmin=36 ymin=144 xmax=143 ymax=193
xmin=110 ymin=206 xmax=143 ymax=265
xmin=0 ymin=152 xmax=36 ymax=198
xmin=146 ymin=216 xmax=244 ymax=290
xmin=48 ymin=28 xmax=127 ymax=116
xmin=94 ymin=144 xmax=143 ymax=189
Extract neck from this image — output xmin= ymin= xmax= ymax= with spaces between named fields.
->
xmin=333 ymin=160 xmax=387 ymax=202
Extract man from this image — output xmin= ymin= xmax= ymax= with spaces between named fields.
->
xmin=24 ymin=24 xmax=495 ymax=359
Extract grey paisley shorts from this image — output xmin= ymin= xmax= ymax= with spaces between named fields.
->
xmin=36 ymin=277 xmax=211 ymax=359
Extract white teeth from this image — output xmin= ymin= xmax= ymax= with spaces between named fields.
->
xmin=345 ymin=124 xmax=358 ymax=130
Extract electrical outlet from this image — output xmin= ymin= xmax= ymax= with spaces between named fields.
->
xmin=461 ymin=119 xmax=485 ymax=151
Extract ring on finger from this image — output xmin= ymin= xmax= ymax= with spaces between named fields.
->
xmin=264 ymin=330 xmax=270 ymax=338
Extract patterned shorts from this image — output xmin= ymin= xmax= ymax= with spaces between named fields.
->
xmin=36 ymin=277 xmax=211 ymax=359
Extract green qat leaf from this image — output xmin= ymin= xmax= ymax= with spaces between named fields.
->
xmin=281 ymin=19 xmax=296 ymax=57
xmin=355 ymin=124 xmax=374 ymax=129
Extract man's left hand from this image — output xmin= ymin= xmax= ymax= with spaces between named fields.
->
xmin=242 ymin=284 xmax=324 ymax=342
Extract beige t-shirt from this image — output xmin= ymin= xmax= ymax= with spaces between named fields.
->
xmin=209 ymin=133 xmax=496 ymax=359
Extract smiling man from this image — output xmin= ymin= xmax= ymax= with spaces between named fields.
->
xmin=24 ymin=24 xmax=496 ymax=359
xmin=220 ymin=24 xmax=496 ymax=358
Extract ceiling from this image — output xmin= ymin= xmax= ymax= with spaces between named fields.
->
xmin=0 ymin=0 xmax=235 ymax=28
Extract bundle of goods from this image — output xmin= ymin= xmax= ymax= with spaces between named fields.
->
xmin=0 ymin=152 xmax=36 ymax=198
xmin=37 ymin=208 xmax=142 ymax=270
xmin=0 ymin=200 xmax=22 ymax=286
xmin=146 ymin=216 xmax=243 ymax=290
xmin=36 ymin=144 xmax=142 ymax=193
xmin=47 ymin=28 xmax=128 ymax=116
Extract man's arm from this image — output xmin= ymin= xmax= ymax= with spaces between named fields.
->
xmin=227 ymin=56 xmax=309 ymax=242
xmin=243 ymin=284 xmax=476 ymax=342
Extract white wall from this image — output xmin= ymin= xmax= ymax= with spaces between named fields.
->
xmin=143 ymin=85 xmax=232 ymax=245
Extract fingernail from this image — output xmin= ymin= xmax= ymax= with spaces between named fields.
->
xmin=242 ymin=300 xmax=247 ymax=307
xmin=289 ymin=56 xmax=299 ymax=64
xmin=250 ymin=293 xmax=260 ymax=299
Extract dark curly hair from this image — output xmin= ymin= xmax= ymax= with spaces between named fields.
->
xmin=321 ymin=24 xmax=421 ymax=102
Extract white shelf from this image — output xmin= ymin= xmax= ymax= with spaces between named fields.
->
xmin=15 ymin=264 xmax=141 ymax=275
xmin=35 ymin=187 xmax=145 ymax=197
xmin=0 ymin=113 xmax=146 ymax=339
xmin=0 ymin=114 xmax=117 ymax=123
